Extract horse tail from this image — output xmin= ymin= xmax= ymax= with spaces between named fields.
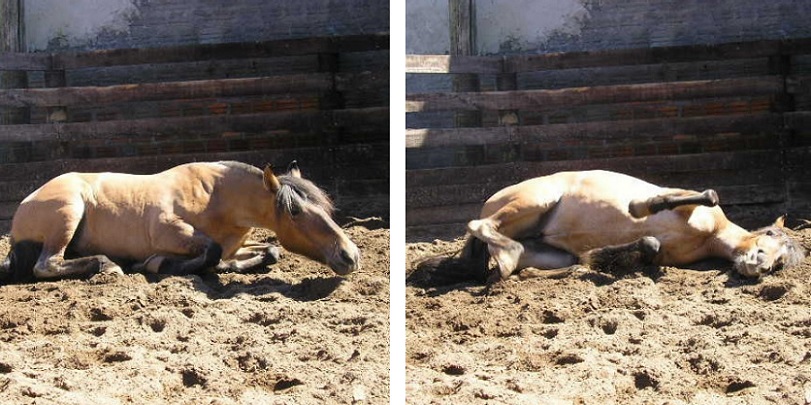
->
xmin=407 ymin=236 xmax=491 ymax=287
xmin=0 ymin=240 xmax=41 ymax=285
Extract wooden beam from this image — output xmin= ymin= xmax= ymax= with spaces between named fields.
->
xmin=505 ymin=40 xmax=780 ymax=73
xmin=406 ymin=113 xmax=782 ymax=148
xmin=0 ymin=106 xmax=389 ymax=142
xmin=405 ymin=39 xmax=787 ymax=75
xmin=405 ymin=54 xmax=501 ymax=74
xmin=448 ymin=0 xmax=481 ymax=127
xmin=53 ymin=34 xmax=390 ymax=70
xmin=0 ymin=0 xmax=29 ymax=124
xmin=0 ymin=52 xmax=50 ymax=70
xmin=0 ymin=73 xmax=335 ymax=108
xmin=406 ymin=76 xmax=783 ymax=112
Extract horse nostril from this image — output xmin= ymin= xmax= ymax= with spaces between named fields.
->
xmin=340 ymin=249 xmax=355 ymax=265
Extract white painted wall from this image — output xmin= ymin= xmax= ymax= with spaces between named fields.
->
xmin=25 ymin=0 xmax=137 ymax=51
xmin=406 ymin=0 xmax=449 ymax=54
xmin=475 ymin=0 xmax=587 ymax=54
xmin=406 ymin=0 xmax=811 ymax=56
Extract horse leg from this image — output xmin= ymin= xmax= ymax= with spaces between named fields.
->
xmin=215 ymin=242 xmax=281 ymax=273
xmin=517 ymin=238 xmax=578 ymax=270
xmin=467 ymin=202 xmax=555 ymax=281
xmin=33 ymin=252 xmax=123 ymax=280
xmin=629 ymin=189 xmax=719 ymax=218
xmin=580 ymin=236 xmax=662 ymax=274
xmin=514 ymin=238 xmax=579 ymax=280
xmin=30 ymin=201 xmax=122 ymax=281
xmin=139 ymin=219 xmax=222 ymax=276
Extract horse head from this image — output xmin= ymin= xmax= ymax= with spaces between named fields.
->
xmin=734 ymin=216 xmax=807 ymax=278
xmin=262 ymin=161 xmax=361 ymax=275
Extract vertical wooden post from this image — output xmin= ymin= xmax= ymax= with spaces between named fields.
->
xmin=318 ymin=52 xmax=343 ymax=146
xmin=44 ymin=68 xmax=68 ymax=122
xmin=449 ymin=0 xmax=481 ymax=128
xmin=0 ymin=0 xmax=29 ymax=125
xmin=497 ymin=58 xmax=519 ymax=125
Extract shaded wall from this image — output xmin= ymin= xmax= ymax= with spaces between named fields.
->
xmin=407 ymin=0 xmax=811 ymax=55
xmin=26 ymin=0 xmax=389 ymax=50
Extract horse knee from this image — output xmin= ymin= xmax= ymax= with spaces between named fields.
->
xmin=489 ymin=241 xmax=524 ymax=280
xmin=467 ymin=219 xmax=485 ymax=236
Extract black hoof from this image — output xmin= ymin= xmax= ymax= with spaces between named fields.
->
xmin=638 ymin=236 xmax=661 ymax=262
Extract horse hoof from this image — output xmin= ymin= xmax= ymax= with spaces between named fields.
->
xmin=639 ymin=237 xmax=661 ymax=260
xmin=100 ymin=264 xmax=124 ymax=276
xmin=266 ymin=246 xmax=282 ymax=264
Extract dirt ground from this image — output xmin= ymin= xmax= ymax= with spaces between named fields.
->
xmin=406 ymin=226 xmax=811 ymax=405
xmin=0 ymin=222 xmax=390 ymax=405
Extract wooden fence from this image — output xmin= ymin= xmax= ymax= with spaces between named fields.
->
xmin=406 ymin=38 xmax=811 ymax=239
xmin=0 ymin=33 xmax=389 ymax=230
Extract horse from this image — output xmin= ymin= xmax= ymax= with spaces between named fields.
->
xmin=411 ymin=170 xmax=806 ymax=286
xmin=0 ymin=161 xmax=361 ymax=284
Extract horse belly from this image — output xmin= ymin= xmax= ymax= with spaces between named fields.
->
xmin=73 ymin=209 xmax=153 ymax=261
xmin=541 ymin=197 xmax=645 ymax=255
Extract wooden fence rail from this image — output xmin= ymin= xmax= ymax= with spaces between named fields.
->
xmin=0 ymin=34 xmax=390 ymax=230
xmin=406 ymin=37 xmax=811 ymax=240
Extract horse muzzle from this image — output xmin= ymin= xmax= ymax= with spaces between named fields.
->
xmin=328 ymin=243 xmax=361 ymax=275
xmin=735 ymin=250 xmax=773 ymax=278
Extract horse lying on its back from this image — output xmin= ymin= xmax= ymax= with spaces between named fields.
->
xmin=413 ymin=170 xmax=806 ymax=285
xmin=0 ymin=161 xmax=361 ymax=284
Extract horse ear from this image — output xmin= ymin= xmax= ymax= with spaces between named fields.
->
xmin=773 ymin=214 xmax=786 ymax=228
xmin=263 ymin=164 xmax=281 ymax=192
xmin=287 ymin=160 xmax=301 ymax=178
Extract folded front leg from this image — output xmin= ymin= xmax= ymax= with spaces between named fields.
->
xmin=215 ymin=242 xmax=281 ymax=273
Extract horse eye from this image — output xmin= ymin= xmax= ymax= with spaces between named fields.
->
xmin=766 ymin=230 xmax=775 ymax=236
xmin=289 ymin=203 xmax=302 ymax=217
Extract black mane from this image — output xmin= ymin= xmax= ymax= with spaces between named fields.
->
xmin=276 ymin=175 xmax=334 ymax=216
xmin=218 ymin=161 xmax=334 ymax=216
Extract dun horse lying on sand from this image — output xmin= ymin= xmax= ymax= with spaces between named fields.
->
xmin=0 ymin=161 xmax=360 ymax=284
xmin=412 ymin=170 xmax=806 ymax=285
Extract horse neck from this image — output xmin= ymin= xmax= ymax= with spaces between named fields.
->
xmin=709 ymin=219 xmax=753 ymax=259
xmin=213 ymin=171 xmax=279 ymax=230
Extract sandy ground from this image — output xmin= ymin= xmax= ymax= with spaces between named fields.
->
xmin=0 ymin=223 xmax=390 ymax=405
xmin=406 ymin=227 xmax=811 ymax=405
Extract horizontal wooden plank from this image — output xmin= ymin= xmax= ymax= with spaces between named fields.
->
xmin=405 ymin=55 xmax=502 ymax=74
xmin=0 ymin=111 xmax=325 ymax=141
xmin=407 ymin=150 xmax=782 ymax=188
xmin=505 ymin=40 xmax=780 ymax=73
xmin=0 ymin=141 xmax=386 ymax=183
xmin=786 ymin=74 xmax=811 ymax=95
xmin=406 ymin=113 xmax=782 ymax=148
xmin=0 ymin=52 xmax=51 ymax=71
xmin=782 ymin=111 xmax=811 ymax=131
xmin=406 ymin=76 xmax=782 ymax=112
xmin=0 ymin=106 xmax=389 ymax=142
xmin=406 ymin=203 xmax=480 ymax=227
xmin=405 ymin=38 xmax=800 ymax=75
xmin=0 ymin=73 xmax=335 ymax=108
xmin=54 ymin=34 xmax=390 ymax=70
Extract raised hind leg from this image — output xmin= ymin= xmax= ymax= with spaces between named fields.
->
xmin=580 ymin=236 xmax=662 ymax=274
xmin=215 ymin=242 xmax=281 ymax=273
xmin=629 ymin=189 xmax=719 ymax=218
xmin=137 ymin=218 xmax=222 ymax=276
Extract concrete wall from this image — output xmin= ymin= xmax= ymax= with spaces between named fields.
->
xmin=25 ymin=0 xmax=389 ymax=51
xmin=407 ymin=0 xmax=811 ymax=55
